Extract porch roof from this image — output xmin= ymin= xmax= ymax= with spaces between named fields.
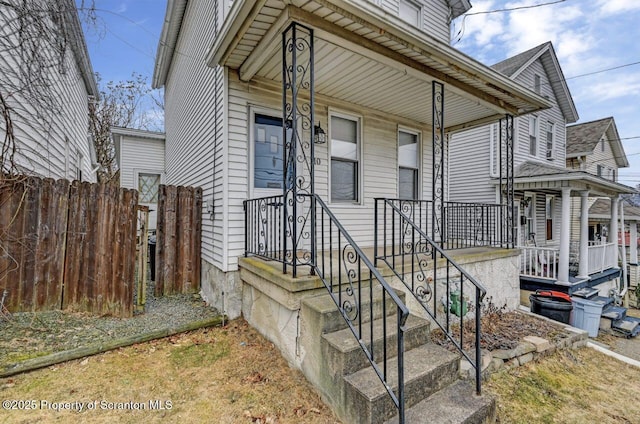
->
xmin=491 ymin=160 xmax=637 ymax=197
xmin=204 ymin=0 xmax=551 ymax=132
xmin=590 ymin=198 xmax=640 ymax=221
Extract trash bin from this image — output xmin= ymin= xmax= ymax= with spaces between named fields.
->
xmin=571 ymin=296 xmax=606 ymax=337
xmin=148 ymin=234 xmax=156 ymax=281
xmin=529 ymin=290 xmax=573 ymax=324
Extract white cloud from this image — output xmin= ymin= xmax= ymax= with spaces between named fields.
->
xmin=578 ymin=74 xmax=640 ymax=102
xmin=596 ymin=0 xmax=640 ymax=15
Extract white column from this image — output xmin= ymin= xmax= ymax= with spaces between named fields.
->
xmin=630 ymin=221 xmax=638 ymax=265
xmin=558 ymin=188 xmax=571 ymax=283
xmin=577 ymin=191 xmax=589 ymax=279
xmin=610 ymin=196 xmax=619 ymax=245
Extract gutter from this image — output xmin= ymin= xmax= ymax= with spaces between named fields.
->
xmin=153 ymin=0 xmax=188 ymax=89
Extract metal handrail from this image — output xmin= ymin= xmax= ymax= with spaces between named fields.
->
xmin=245 ymin=194 xmax=410 ymax=423
xmin=375 ymin=198 xmax=487 ymax=395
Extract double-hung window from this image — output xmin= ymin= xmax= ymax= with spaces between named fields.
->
xmin=398 ymin=130 xmax=419 ymax=199
xmin=529 ymin=116 xmax=538 ymax=156
xmin=331 ymin=114 xmax=360 ymax=203
xmin=546 ymin=122 xmax=554 ymax=160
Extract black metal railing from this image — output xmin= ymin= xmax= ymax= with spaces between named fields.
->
xmin=245 ymin=194 xmax=410 ymax=422
xmin=374 ymin=198 xmax=487 ymax=395
xmin=443 ymin=201 xmax=507 ymax=249
xmin=244 ymin=195 xmax=285 ymax=262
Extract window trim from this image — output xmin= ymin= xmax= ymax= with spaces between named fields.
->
xmin=545 ymin=195 xmax=554 ymax=241
xmin=397 ymin=126 xmax=421 ymax=200
xmin=248 ymin=105 xmax=288 ymax=197
xmin=529 ymin=115 xmax=538 ymax=156
xmin=534 ymin=74 xmax=541 ymax=94
xmin=328 ymin=109 xmax=363 ymax=205
xmin=134 ymin=169 xmax=165 ymax=204
xmin=545 ymin=121 xmax=554 ymax=160
xmin=398 ymin=0 xmax=422 ymax=29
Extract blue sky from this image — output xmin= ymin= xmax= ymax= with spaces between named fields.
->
xmin=79 ymin=0 xmax=640 ymax=186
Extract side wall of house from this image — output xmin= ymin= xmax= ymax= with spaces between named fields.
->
xmin=119 ymin=136 xmax=166 ymax=190
xmin=378 ymin=0 xmax=454 ymax=42
xmin=0 ymin=7 xmax=94 ymax=182
xmin=163 ymin=0 xmax=225 ymax=273
xmin=448 ymin=125 xmax=495 ymax=204
xmin=585 ymin=134 xmax=618 ymax=181
xmin=512 ymin=59 xmax=567 ymax=166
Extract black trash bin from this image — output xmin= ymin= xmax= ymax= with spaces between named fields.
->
xmin=529 ymin=290 xmax=573 ymax=324
xmin=148 ymin=234 xmax=156 ymax=281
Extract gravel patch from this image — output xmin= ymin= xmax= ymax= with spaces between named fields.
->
xmin=0 ymin=285 xmax=220 ymax=367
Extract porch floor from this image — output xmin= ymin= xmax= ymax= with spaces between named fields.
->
xmin=243 ymin=246 xmax=518 ymax=283
xmin=520 ymin=267 xmax=622 ymax=295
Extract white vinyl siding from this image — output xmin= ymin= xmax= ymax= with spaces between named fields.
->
xmin=0 ymin=6 xmax=94 ymax=182
xmin=399 ymin=0 xmax=421 ymax=28
xmin=448 ymin=125 xmax=495 ymax=204
xmin=586 ymin=135 xmax=619 ymax=180
xmin=378 ymin=0 xmax=451 ymax=42
xmin=163 ymin=0 xmax=224 ymax=269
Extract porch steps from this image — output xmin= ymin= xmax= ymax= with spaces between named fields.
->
xmin=600 ymin=302 xmax=640 ymax=338
xmin=302 ymin=290 xmax=496 ymax=424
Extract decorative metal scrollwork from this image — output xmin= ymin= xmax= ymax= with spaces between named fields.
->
xmin=282 ymin=22 xmax=315 ymax=276
xmin=432 ymin=81 xmax=445 ymax=246
xmin=340 ymin=245 xmax=361 ymax=323
xmin=499 ymin=115 xmax=515 ymax=248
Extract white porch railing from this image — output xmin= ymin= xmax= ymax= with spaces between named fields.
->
xmin=520 ymin=246 xmax=558 ymax=279
xmin=587 ymin=242 xmax=617 ymax=274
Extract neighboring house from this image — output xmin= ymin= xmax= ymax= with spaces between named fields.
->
xmin=112 ymin=127 xmax=166 ymax=230
xmin=0 ymin=0 xmax=98 ymax=182
xmin=566 ymin=117 xmax=629 ymax=240
xmin=153 ymin=0 xmax=549 ymax=317
xmin=450 ymin=43 xmax=635 ymax=295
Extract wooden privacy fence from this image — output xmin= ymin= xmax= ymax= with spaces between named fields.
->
xmin=155 ymin=185 xmax=202 ymax=296
xmin=0 ymin=176 xmax=139 ymax=317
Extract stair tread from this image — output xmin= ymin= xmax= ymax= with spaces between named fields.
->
xmin=302 ymin=287 xmax=404 ymax=315
xmin=344 ymin=343 xmax=459 ymax=401
xmin=323 ymin=314 xmax=429 ymax=354
xmin=384 ymin=380 xmax=495 ymax=424
xmin=602 ymin=305 xmax=627 ymax=320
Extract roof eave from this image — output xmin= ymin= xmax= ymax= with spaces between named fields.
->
xmin=65 ymin=0 xmax=98 ymax=97
xmin=206 ymin=0 xmax=552 ymax=115
xmin=153 ymin=0 xmax=188 ymax=89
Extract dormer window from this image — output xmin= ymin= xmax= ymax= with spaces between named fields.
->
xmin=399 ymin=0 xmax=421 ymax=28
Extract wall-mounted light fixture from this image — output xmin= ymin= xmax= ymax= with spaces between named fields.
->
xmin=314 ymin=122 xmax=326 ymax=144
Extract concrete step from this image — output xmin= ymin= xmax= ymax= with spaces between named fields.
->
xmin=322 ymin=314 xmax=430 ymax=378
xmin=301 ymin=287 xmax=406 ymax=334
xmin=384 ymin=380 xmax=496 ymax=424
xmin=343 ymin=343 xmax=460 ymax=424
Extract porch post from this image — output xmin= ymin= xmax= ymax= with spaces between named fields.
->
xmin=630 ymin=220 xmax=638 ymax=265
xmin=432 ymin=81 xmax=444 ymax=247
xmin=282 ymin=22 xmax=315 ymax=277
xmin=610 ymin=196 xmax=619 ymax=246
xmin=499 ymin=115 xmax=515 ymax=248
xmin=577 ymin=190 xmax=589 ymax=279
xmin=558 ymin=188 xmax=571 ymax=283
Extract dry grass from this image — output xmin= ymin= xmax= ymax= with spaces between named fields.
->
xmin=485 ymin=347 xmax=640 ymax=424
xmin=0 ymin=319 xmax=340 ymax=424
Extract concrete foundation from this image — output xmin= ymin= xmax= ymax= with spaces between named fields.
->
xmin=200 ymin=259 xmax=242 ymax=319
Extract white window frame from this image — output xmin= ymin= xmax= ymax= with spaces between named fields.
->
xmin=545 ymin=195 xmax=554 ymax=241
xmin=134 ymin=169 xmax=165 ymax=204
xmin=529 ymin=115 xmax=538 ymax=156
xmin=489 ymin=123 xmax=499 ymax=177
xmin=399 ymin=0 xmax=422 ymax=28
xmin=545 ymin=121 xmax=554 ymax=160
xmin=523 ymin=192 xmax=537 ymax=243
xmin=534 ymin=74 xmax=541 ymax=94
xmin=328 ymin=109 xmax=363 ymax=205
xmin=397 ymin=126 xmax=421 ymax=200
xmin=76 ymin=148 xmax=83 ymax=181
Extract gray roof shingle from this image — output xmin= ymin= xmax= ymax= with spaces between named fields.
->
xmin=491 ymin=43 xmax=549 ymax=76
xmin=566 ymin=117 xmax=613 ymax=155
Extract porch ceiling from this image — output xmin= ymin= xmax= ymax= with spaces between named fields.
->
xmin=207 ymin=0 xmax=552 ymax=132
